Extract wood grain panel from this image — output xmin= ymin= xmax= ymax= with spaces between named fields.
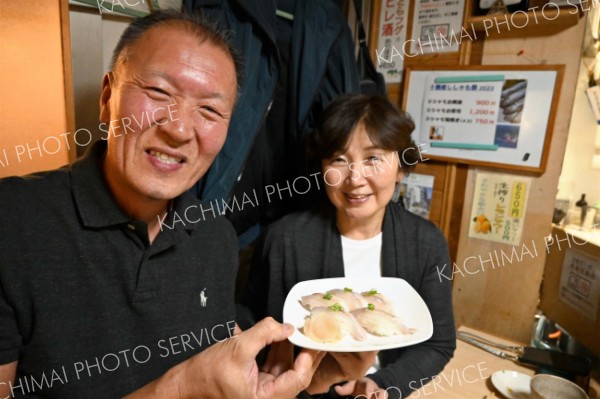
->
xmin=452 ymin=20 xmax=587 ymax=342
xmin=428 ymin=190 xmax=444 ymax=224
xmin=0 ymin=0 xmax=71 ymax=177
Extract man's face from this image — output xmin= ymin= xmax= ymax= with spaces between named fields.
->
xmin=100 ymin=25 xmax=237 ymax=204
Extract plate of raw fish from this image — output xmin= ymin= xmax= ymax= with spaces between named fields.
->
xmin=283 ymin=277 xmax=433 ymax=352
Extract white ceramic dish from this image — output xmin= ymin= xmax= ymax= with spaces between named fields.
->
xmin=282 ymin=277 xmax=433 ymax=352
xmin=491 ymin=370 xmax=532 ymax=399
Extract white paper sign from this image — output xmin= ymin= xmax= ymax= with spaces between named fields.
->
xmin=410 ymin=0 xmax=464 ymax=54
xmin=585 ymin=86 xmax=600 ymax=124
xmin=405 ymin=68 xmax=558 ymax=170
xmin=376 ymin=0 xmax=409 ymax=83
xmin=421 ymin=75 xmax=504 ymax=147
xmin=560 ymin=249 xmax=600 ymax=321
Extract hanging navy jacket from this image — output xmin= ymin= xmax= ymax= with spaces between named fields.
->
xmin=184 ymin=0 xmax=361 ymax=244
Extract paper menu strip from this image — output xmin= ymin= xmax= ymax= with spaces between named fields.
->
xmin=434 ymin=75 xmax=506 ymax=83
xmin=430 ymin=142 xmax=499 ymax=151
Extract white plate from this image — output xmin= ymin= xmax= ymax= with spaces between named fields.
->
xmin=491 ymin=370 xmax=532 ymax=399
xmin=282 ymin=277 xmax=433 ymax=352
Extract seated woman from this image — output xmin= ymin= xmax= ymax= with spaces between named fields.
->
xmin=241 ymin=94 xmax=456 ymax=399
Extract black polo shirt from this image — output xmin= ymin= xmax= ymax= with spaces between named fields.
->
xmin=0 ymin=141 xmax=238 ymax=398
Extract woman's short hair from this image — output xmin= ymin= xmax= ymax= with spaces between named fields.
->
xmin=308 ymin=94 xmax=419 ymax=172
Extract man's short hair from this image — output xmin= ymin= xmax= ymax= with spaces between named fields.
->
xmin=110 ymin=9 xmax=242 ymax=91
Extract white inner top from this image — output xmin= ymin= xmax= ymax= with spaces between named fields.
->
xmin=341 ymin=232 xmax=383 ymax=375
xmin=341 ymin=233 xmax=383 ymax=278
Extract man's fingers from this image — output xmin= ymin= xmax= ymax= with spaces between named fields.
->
xmin=333 ymin=350 xmax=377 ymax=361
xmin=261 ymin=340 xmax=293 ymax=376
xmin=235 ymin=317 xmax=294 ymax=360
xmin=233 ymin=322 xmax=243 ymax=335
xmin=295 ymin=349 xmax=325 ymax=377
xmin=332 ymin=350 xmax=377 ymax=371
xmin=258 ymin=349 xmax=324 ymax=399
xmin=352 ymin=350 xmax=378 ymax=362
xmin=334 ymin=380 xmax=356 ymax=395
xmin=363 ymin=378 xmax=386 ymax=399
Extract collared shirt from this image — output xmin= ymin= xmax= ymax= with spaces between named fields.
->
xmin=0 ymin=141 xmax=238 ymax=398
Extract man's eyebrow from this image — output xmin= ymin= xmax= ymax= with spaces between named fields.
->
xmin=143 ymin=70 xmax=173 ymax=83
xmin=143 ymin=70 xmax=231 ymax=102
xmin=200 ymin=91 xmax=229 ymax=101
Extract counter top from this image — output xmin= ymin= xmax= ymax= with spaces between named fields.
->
xmin=406 ymin=326 xmax=599 ymax=398
xmin=563 ymin=224 xmax=600 ymax=248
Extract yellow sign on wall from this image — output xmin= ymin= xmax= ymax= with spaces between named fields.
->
xmin=469 ymin=171 xmax=531 ymax=245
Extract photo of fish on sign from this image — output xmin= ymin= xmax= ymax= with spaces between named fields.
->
xmin=494 ymin=79 xmax=528 ymax=149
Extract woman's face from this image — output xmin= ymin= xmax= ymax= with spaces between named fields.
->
xmin=322 ymin=124 xmax=402 ymax=236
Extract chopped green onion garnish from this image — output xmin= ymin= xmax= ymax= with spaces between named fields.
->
xmin=323 ymin=292 xmax=333 ymax=300
xmin=344 ymin=287 xmax=353 ymax=292
xmin=328 ymin=303 xmax=344 ymax=312
xmin=364 ymin=289 xmax=378 ymax=296
xmin=368 ymin=303 xmax=375 ymax=311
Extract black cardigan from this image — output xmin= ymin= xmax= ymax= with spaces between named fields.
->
xmin=240 ymin=202 xmax=456 ymax=398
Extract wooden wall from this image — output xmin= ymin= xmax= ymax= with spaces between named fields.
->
xmin=368 ymin=1 xmax=587 ymax=342
xmin=452 ymin=20 xmax=587 ymax=342
xmin=0 ymin=0 xmax=75 ymax=178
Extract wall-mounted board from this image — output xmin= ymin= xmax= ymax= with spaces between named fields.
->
xmin=403 ymin=65 xmax=564 ymax=173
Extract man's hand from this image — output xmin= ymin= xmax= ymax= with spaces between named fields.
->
xmin=305 ymin=351 xmax=378 ymax=395
xmin=0 ymin=361 xmax=17 ymax=399
xmin=334 ymin=377 xmax=386 ymax=399
xmin=124 ymin=317 xmax=324 ymax=399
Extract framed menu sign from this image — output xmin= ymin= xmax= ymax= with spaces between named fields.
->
xmin=402 ymin=65 xmax=564 ymax=173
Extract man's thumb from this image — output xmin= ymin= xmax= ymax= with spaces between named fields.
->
xmin=334 ymin=381 xmax=355 ymax=396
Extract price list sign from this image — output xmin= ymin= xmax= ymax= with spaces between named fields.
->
xmin=421 ymin=75 xmax=504 ymax=151
xmin=404 ymin=66 xmax=562 ymax=172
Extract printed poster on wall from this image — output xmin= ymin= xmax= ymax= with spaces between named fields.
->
xmin=376 ymin=0 xmax=409 ymax=83
xmin=398 ymin=173 xmax=434 ymax=219
xmin=410 ymin=0 xmax=464 ymax=55
xmin=469 ymin=172 xmax=531 ymax=245
xmin=422 ymin=75 xmax=506 ymax=148
xmin=560 ymin=249 xmax=600 ymax=321
xmin=404 ymin=67 xmax=561 ymax=171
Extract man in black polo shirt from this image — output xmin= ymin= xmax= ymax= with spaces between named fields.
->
xmin=0 ymin=10 xmax=374 ymax=399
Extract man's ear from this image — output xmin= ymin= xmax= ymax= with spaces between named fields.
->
xmin=99 ymin=72 xmax=114 ymax=124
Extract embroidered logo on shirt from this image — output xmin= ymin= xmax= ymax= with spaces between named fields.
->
xmin=200 ymin=288 xmax=208 ymax=307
